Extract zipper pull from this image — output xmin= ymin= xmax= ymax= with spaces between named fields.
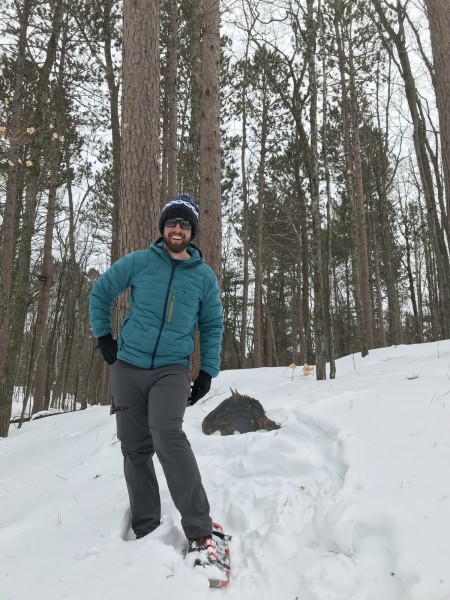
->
xmin=168 ymin=290 xmax=176 ymax=322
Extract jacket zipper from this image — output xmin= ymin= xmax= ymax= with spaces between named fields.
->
xmin=150 ymin=263 xmax=175 ymax=369
xmin=168 ymin=290 xmax=176 ymax=323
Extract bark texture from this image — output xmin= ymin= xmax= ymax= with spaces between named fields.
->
xmin=119 ymin=0 xmax=161 ymax=255
xmin=425 ymin=0 xmax=450 ymax=235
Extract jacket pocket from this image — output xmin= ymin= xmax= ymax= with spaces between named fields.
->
xmin=118 ymin=315 xmax=130 ymax=349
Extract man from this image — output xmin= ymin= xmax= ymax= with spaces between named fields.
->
xmin=89 ymin=193 xmax=223 ymax=564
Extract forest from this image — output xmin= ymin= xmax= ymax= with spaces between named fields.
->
xmin=0 ymin=0 xmax=449 ymax=437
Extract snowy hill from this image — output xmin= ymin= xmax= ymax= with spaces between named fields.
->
xmin=1 ymin=341 xmax=450 ymax=600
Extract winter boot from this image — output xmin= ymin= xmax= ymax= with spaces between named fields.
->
xmin=187 ymin=534 xmax=218 ymax=566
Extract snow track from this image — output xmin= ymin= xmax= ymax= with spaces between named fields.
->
xmin=187 ymin=368 xmax=352 ymax=599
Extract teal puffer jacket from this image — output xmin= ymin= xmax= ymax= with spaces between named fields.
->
xmin=89 ymin=239 xmax=223 ymax=377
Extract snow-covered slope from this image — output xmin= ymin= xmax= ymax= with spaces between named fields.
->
xmin=1 ymin=340 xmax=449 ymax=600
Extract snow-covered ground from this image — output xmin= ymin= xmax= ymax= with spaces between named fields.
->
xmin=1 ymin=340 xmax=450 ymax=600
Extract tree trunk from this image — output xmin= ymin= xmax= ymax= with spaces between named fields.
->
xmin=198 ymin=0 xmax=221 ymax=278
xmin=32 ymin=25 xmax=67 ymax=415
xmin=425 ymin=0 xmax=450 ymax=237
xmin=306 ymin=0 xmax=326 ymax=379
xmin=372 ymin=227 xmax=387 ymax=347
xmin=182 ymin=0 xmax=201 ymax=196
xmin=291 ymin=263 xmax=299 ymax=365
xmin=239 ymin=46 xmax=250 ymax=369
xmin=103 ymin=0 xmax=121 ymax=264
xmin=253 ymin=80 xmax=268 ymax=369
xmin=402 ymin=205 xmax=421 ymax=343
xmin=166 ymin=0 xmax=178 ymax=200
xmin=120 ymin=0 xmax=161 ymax=255
xmin=413 ymin=212 xmax=424 ymax=342
xmin=349 ymin=38 xmax=374 ymax=350
xmin=334 ymin=2 xmax=368 ymax=357
xmin=374 ymin=54 xmax=402 ymax=345
xmin=0 ymin=0 xmax=34 ymax=433
xmin=293 ymin=134 xmax=308 ymax=366
xmin=264 ymin=289 xmax=278 ymax=367
xmin=320 ymin=8 xmax=336 ymax=378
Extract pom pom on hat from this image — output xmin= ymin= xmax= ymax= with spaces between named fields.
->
xmin=159 ymin=193 xmax=200 ymax=239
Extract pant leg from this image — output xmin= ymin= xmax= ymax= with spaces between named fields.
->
xmin=148 ymin=365 xmax=212 ymax=539
xmin=111 ymin=360 xmax=161 ymax=538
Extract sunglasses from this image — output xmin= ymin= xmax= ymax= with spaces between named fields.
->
xmin=164 ymin=218 xmax=192 ymax=230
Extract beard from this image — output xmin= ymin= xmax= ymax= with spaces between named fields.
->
xmin=163 ymin=232 xmax=191 ymax=254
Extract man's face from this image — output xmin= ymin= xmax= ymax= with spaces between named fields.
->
xmin=163 ymin=218 xmax=192 ymax=254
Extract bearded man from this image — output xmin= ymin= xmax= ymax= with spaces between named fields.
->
xmin=89 ymin=193 xmax=223 ymax=562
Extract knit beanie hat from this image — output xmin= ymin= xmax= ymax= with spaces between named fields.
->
xmin=159 ymin=193 xmax=200 ymax=239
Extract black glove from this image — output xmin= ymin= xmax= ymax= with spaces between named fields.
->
xmin=188 ymin=370 xmax=212 ymax=406
xmin=97 ymin=333 xmax=118 ymax=365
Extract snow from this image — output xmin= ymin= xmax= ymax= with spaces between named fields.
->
xmin=1 ymin=340 xmax=450 ymax=600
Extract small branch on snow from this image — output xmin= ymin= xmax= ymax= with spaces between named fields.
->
xmin=163 ymin=562 xmax=175 ymax=578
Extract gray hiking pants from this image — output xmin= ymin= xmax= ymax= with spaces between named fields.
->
xmin=111 ymin=360 xmax=212 ymax=539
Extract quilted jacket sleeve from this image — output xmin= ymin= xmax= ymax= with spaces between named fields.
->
xmin=89 ymin=253 xmax=135 ymax=338
xmin=198 ymin=271 xmax=224 ymax=378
